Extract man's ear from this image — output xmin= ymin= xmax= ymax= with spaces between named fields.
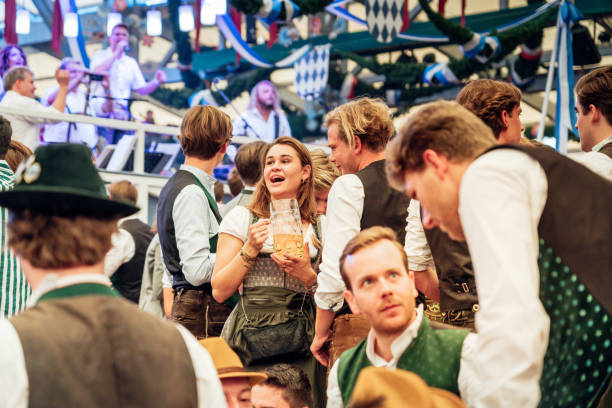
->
xmin=353 ymin=135 xmax=363 ymax=155
xmin=218 ymin=142 xmax=228 ymax=155
xmin=589 ymin=104 xmax=601 ymax=123
xmin=422 ymin=149 xmax=449 ymax=179
xmin=344 ymin=290 xmax=361 ymax=315
xmin=501 ymin=110 xmax=511 ymax=129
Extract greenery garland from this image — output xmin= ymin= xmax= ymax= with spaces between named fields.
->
xmin=417 ymin=0 xmax=555 ymax=65
xmin=230 ymin=0 xmax=333 ymax=20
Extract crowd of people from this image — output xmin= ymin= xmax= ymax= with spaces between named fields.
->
xmin=0 ymin=47 xmax=610 ymax=408
xmin=0 ymin=23 xmax=166 ymax=155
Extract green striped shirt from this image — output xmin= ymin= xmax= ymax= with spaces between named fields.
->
xmin=0 ymin=160 xmax=29 ymax=317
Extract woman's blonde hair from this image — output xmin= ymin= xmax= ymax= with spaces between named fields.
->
xmin=310 ymin=149 xmax=340 ymax=193
xmin=249 ymin=137 xmax=316 ymax=224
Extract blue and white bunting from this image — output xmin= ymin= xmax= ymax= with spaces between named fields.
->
xmin=537 ymin=0 xmax=581 ymax=153
xmin=422 ymin=62 xmax=459 ymax=86
xmin=294 ymin=44 xmax=332 ymax=100
xmin=326 ymin=0 xmax=559 ymax=43
xmin=460 ymin=34 xmax=501 ymax=64
xmin=216 ymin=13 xmax=310 ymax=68
xmin=258 ymin=0 xmax=300 ymax=25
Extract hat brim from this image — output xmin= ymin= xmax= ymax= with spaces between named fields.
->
xmin=0 ymin=185 xmax=139 ymax=218
xmin=219 ymin=371 xmax=268 ymax=387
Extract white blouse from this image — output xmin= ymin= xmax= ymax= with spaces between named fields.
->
xmin=219 ymin=205 xmax=322 ymax=259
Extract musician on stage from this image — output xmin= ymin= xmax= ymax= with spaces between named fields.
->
xmin=232 ymin=80 xmax=291 ymax=142
xmin=42 ymin=58 xmax=111 ymax=148
xmin=90 ymin=23 xmax=166 ymax=123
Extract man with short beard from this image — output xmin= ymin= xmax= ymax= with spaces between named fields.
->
xmin=326 ymin=227 xmax=477 ymax=408
xmin=232 ymin=80 xmax=291 ymax=142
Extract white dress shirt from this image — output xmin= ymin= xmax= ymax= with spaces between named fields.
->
xmin=326 ymin=305 xmax=479 ymax=408
xmin=571 ymin=135 xmax=612 ymax=181
xmin=0 ymin=273 xmax=227 ymax=408
xmin=89 ymin=48 xmax=146 ymax=115
xmin=172 ymin=164 xmax=219 ymax=286
xmin=404 ymin=200 xmax=433 ymax=271
xmin=41 ymin=86 xmax=97 ymax=148
xmin=0 ymin=91 xmax=62 ymax=151
xmin=314 ymin=174 xmax=364 ymax=312
xmin=232 ymin=109 xmax=291 ymax=142
xmin=459 ymin=149 xmax=550 ymax=408
xmin=104 ymin=223 xmax=136 ymax=277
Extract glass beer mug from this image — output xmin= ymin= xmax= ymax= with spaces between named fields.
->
xmin=270 ymin=198 xmax=305 ymax=259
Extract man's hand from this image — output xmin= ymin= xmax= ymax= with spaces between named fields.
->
xmin=154 ymin=70 xmax=166 ymax=85
xmin=310 ymin=329 xmax=332 ymax=367
xmin=55 ymin=69 xmax=70 ymax=87
xmin=114 ymin=40 xmax=129 ymax=57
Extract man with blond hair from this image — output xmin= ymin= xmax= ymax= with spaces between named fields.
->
xmin=0 ymin=143 xmax=225 ymax=407
xmin=386 ymin=100 xmax=612 ymax=407
xmin=311 ymin=98 xmax=410 ymax=370
xmin=157 ymin=105 xmax=233 ymax=339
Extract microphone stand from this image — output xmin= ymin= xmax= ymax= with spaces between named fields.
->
xmin=209 ymin=79 xmax=264 ymax=141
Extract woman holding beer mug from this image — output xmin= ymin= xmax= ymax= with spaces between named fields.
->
xmin=212 ymin=137 xmax=325 ymax=408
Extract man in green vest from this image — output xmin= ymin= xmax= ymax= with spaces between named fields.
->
xmin=386 ymin=100 xmax=612 ymax=407
xmin=0 ymin=143 xmax=226 ymax=407
xmin=326 ymin=226 xmax=477 ymax=408
xmin=157 ymin=105 xmax=233 ymax=338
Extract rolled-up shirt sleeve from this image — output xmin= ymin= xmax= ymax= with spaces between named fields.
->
xmin=172 ymin=185 xmax=217 ymax=287
xmin=404 ymin=200 xmax=433 ymax=271
xmin=314 ymin=174 xmax=364 ymax=312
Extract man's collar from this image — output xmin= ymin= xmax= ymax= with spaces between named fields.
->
xmin=592 ymin=135 xmax=612 ymax=152
xmin=181 ymin=164 xmax=216 ymax=189
xmin=28 ymin=273 xmax=111 ymax=306
xmin=366 ymin=304 xmax=424 ymax=365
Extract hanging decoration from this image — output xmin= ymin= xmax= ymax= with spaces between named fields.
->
xmin=231 ymin=0 xmax=330 ymax=21
xmin=16 ymin=9 xmax=30 ymax=35
xmin=258 ymin=0 xmax=300 ymax=25
xmin=537 ymin=0 xmax=581 ymax=154
xmin=51 ymin=0 xmax=89 ymax=65
xmin=4 ymin=0 xmax=17 ymax=44
xmin=147 ymin=10 xmax=163 ymax=36
xmin=294 ymin=43 xmax=331 ymax=100
xmin=179 ymin=4 xmax=195 ymax=31
xmin=216 ymin=13 xmax=311 ymax=68
xmin=364 ymin=0 xmax=407 ymax=43
xmin=63 ymin=12 xmax=79 ymax=38
xmin=326 ymin=0 xmax=558 ymax=43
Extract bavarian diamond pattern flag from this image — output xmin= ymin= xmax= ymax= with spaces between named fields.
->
xmin=294 ymin=44 xmax=331 ymax=100
xmin=366 ymin=0 xmax=406 ymax=43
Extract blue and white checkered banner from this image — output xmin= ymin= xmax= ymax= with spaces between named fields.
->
xmin=59 ymin=0 xmax=89 ymax=67
xmin=536 ymin=0 xmax=581 ymax=153
xmin=326 ymin=0 xmax=559 ymax=43
xmin=216 ymin=13 xmax=310 ymax=68
xmin=365 ymin=0 xmax=406 ymax=43
xmin=294 ymin=44 xmax=331 ymax=100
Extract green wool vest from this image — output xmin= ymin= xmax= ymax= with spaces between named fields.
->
xmin=10 ymin=283 xmax=198 ymax=408
xmin=537 ymin=241 xmax=612 ymax=408
xmin=337 ymin=317 xmax=468 ymax=405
